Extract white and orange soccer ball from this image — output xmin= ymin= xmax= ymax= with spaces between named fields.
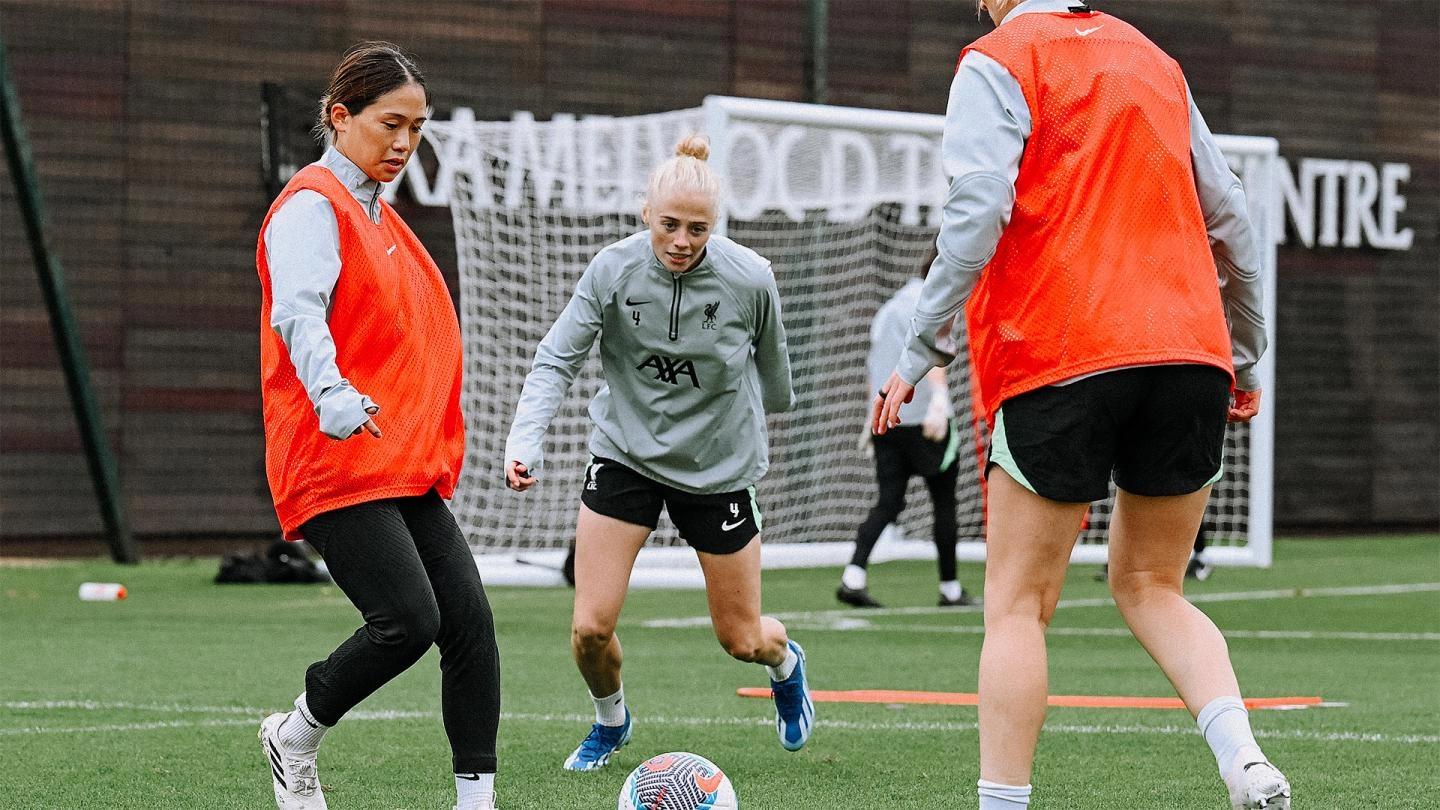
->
xmin=617 ymin=751 xmax=738 ymax=810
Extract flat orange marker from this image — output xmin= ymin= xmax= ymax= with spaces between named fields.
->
xmin=736 ymin=688 xmax=1322 ymax=710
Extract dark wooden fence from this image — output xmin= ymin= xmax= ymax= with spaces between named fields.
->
xmin=1 ymin=0 xmax=1435 ymax=547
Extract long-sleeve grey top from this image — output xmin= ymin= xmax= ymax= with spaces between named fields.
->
xmin=262 ymin=147 xmax=381 ymax=439
xmin=897 ymin=0 xmax=1266 ymax=393
xmin=505 ymin=232 xmax=795 ymax=494
xmin=871 ymin=278 xmax=947 ymax=426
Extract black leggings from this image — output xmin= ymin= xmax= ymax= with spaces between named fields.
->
xmin=850 ymin=427 xmax=960 ymax=583
xmin=299 ymin=490 xmax=500 ymax=773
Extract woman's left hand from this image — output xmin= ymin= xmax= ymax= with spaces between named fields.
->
xmin=1228 ymin=388 xmax=1261 ymax=423
xmin=351 ymin=406 xmax=382 ymax=438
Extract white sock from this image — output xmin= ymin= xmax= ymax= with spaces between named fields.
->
xmin=591 ymin=687 xmax=627 ymax=726
xmin=977 ymin=779 xmax=1032 ymax=808
xmin=278 ymin=693 xmax=329 ymax=753
xmin=766 ymin=644 xmax=798 ymax=682
xmin=1197 ymin=696 xmax=1266 ymax=786
xmin=841 ymin=564 xmax=867 ymax=590
xmin=454 ymin=772 xmax=495 ymax=809
xmin=939 ymin=579 xmax=963 ymax=601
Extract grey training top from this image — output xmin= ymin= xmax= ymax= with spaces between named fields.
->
xmin=871 ymin=278 xmax=944 ymax=425
xmin=262 ymin=147 xmax=382 ymax=439
xmin=505 ymin=232 xmax=796 ymax=494
xmin=896 ymin=0 xmax=1267 ymax=393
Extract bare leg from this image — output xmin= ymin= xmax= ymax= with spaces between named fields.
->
xmin=1106 ymin=488 xmax=1292 ymax=807
xmin=701 ymin=533 xmax=814 ymax=753
xmin=696 ymin=534 xmax=789 ymax=667
xmin=978 ymin=470 xmax=1089 ymax=786
xmin=1106 ymin=486 xmax=1240 ymax=715
xmin=570 ymin=505 xmax=650 ymax=698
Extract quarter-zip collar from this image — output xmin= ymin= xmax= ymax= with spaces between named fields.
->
xmin=319 ymin=145 xmax=384 ymax=224
xmin=647 ymin=247 xmax=712 ymax=340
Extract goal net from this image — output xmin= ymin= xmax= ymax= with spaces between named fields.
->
xmin=427 ymin=96 xmax=1278 ymax=582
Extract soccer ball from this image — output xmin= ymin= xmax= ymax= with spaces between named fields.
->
xmin=617 ymin=751 xmax=738 ymax=810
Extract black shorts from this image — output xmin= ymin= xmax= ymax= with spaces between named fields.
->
xmin=987 ymin=364 xmax=1231 ymax=503
xmin=579 ymin=457 xmax=761 ymax=555
xmin=872 ymin=421 xmax=960 ymax=479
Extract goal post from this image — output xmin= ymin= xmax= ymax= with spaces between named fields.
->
xmin=430 ymin=95 xmax=1278 ymax=584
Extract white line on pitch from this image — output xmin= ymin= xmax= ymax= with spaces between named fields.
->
xmin=779 ymin=623 xmax=1440 ymax=642
xmin=0 ymin=718 xmax=260 ymax=735
xmin=643 ymin=582 xmax=1440 ymax=627
xmin=0 ymin=704 xmax=445 ymax=736
xmin=3 ymin=700 xmax=267 ymax=714
xmin=3 ymin=707 xmax=1435 ymax=746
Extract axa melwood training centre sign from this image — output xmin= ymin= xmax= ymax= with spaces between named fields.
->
xmin=381 ymin=106 xmax=1414 ymax=253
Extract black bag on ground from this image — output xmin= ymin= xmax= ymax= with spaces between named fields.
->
xmin=215 ymin=540 xmax=330 ymax=584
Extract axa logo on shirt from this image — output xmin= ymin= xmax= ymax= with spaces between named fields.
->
xmin=637 ymin=354 xmax=700 ymax=387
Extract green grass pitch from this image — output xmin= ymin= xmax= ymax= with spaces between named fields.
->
xmin=2 ymin=534 xmax=1437 ymax=809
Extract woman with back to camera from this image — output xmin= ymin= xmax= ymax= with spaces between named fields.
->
xmin=503 ymin=135 xmax=814 ymax=771
xmin=874 ymin=1 xmax=1290 ymax=808
xmin=255 ymin=41 xmax=501 ymax=810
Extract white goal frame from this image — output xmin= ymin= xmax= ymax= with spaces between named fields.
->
xmin=700 ymin=95 xmax=1278 ymax=570
xmin=431 ymin=95 xmax=1279 ymax=586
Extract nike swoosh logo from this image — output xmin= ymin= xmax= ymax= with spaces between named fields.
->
xmin=625 ymin=297 xmax=651 ymax=306
xmin=1076 ymin=25 xmax=1103 ymax=36
xmin=386 ymin=244 xmax=398 ymax=255
xmin=721 ymin=518 xmax=745 ymax=531
xmin=694 ymin=770 xmax=725 ymax=794
xmin=457 ymin=773 xmax=481 ymax=781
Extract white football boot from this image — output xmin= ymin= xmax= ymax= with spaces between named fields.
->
xmin=260 ymin=712 xmax=328 ymax=809
xmin=1230 ymin=760 xmax=1291 ymax=810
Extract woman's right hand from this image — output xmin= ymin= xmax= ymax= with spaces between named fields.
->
xmin=351 ymin=406 xmax=382 ymax=438
xmin=872 ymin=372 xmax=915 ymax=435
xmin=506 ymin=460 xmax=536 ymax=492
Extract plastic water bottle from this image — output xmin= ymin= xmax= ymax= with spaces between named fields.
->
xmin=78 ymin=582 xmax=128 ymax=601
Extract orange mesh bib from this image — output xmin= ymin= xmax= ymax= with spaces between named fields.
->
xmin=256 ymin=165 xmax=464 ymax=538
xmin=962 ymin=11 xmax=1233 ymax=424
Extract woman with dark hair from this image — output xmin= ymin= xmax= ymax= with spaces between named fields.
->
xmin=255 ymin=41 xmax=500 ymax=810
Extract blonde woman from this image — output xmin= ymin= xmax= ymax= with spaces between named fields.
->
xmin=504 ymin=135 xmax=813 ymax=770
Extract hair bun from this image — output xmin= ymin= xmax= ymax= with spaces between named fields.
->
xmin=645 ymin=134 xmax=721 ymax=211
xmin=675 ymin=134 xmax=710 ymax=162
